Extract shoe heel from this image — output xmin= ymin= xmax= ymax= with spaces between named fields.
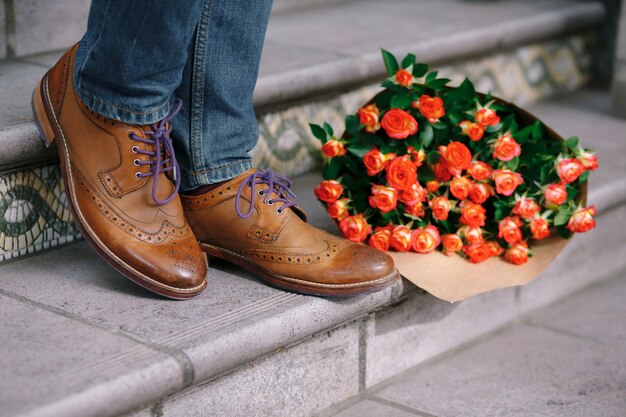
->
xmin=31 ymin=77 xmax=56 ymax=148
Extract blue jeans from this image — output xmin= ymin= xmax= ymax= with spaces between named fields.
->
xmin=74 ymin=0 xmax=273 ymax=190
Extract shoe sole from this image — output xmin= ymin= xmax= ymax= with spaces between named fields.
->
xmin=31 ymin=73 xmax=207 ymax=300
xmin=199 ymin=242 xmax=401 ymax=297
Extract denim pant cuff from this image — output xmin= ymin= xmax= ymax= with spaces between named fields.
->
xmin=75 ymin=80 xmax=171 ymax=125
xmin=180 ymin=159 xmax=253 ymax=191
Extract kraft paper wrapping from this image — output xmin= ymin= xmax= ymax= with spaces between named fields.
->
xmin=390 ymin=235 xmax=569 ymax=303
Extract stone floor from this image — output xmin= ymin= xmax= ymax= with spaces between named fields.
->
xmin=324 ymin=274 xmax=626 ymax=417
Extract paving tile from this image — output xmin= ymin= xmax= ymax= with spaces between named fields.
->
xmin=0 ymin=60 xmax=47 ymax=130
xmin=0 ymin=2 xmax=6 ymax=60
xmin=331 ymin=399 xmax=420 ymax=417
xmin=160 ymin=325 xmax=360 ymax=417
xmin=259 ymin=40 xmax=348 ymax=79
xmin=13 ymin=0 xmax=89 ymax=57
xmin=529 ymin=276 xmax=626 ymax=346
xmin=374 ymin=325 xmax=626 ymax=417
xmin=0 ymin=294 xmax=183 ymax=417
xmin=18 ymin=50 xmax=65 ymax=68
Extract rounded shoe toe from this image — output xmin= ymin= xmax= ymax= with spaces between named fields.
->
xmin=337 ymin=242 xmax=396 ymax=282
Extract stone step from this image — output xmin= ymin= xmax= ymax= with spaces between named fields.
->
xmin=1 ymin=89 xmax=625 ymax=417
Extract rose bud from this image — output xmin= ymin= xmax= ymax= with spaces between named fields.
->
xmin=492 ymin=134 xmax=521 ymax=162
xmin=398 ymin=182 xmax=427 ymax=206
xmin=465 ymin=227 xmax=484 ymax=244
xmin=463 ymin=242 xmax=493 ymax=263
xmin=459 ymin=200 xmax=487 ymax=228
xmin=321 ymin=139 xmax=347 ymax=158
xmin=439 ymin=141 xmax=472 ymax=172
xmin=505 ymin=241 xmax=529 ymax=265
xmin=450 ymin=176 xmax=472 ymax=200
xmin=426 ymin=180 xmax=440 ymax=192
xmin=459 ymin=120 xmax=485 ymax=141
xmin=467 ymin=161 xmax=493 ymax=181
xmin=395 ymin=68 xmax=413 ymax=87
xmin=432 ymin=162 xmax=453 ymax=182
xmin=411 ymin=225 xmax=441 ymax=253
xmin=566 ymin=206 xmax=597 ymax=233
xmin=368 ymin=185 xmax=398 ymax=213
xmin=530 ymin=217 xmax=550 ymax=240
xmin=429 ymin=196 xmax=451 ymax=220
xmin=498 ymin=216 xmax=523 ymax=245
xmin=492 ymin=169 xmax=524 ymax=197
xmin=475 ymin=107 xmax=500 ymax=126
xmin=363 ymin=147 xmax=395 ymax=176
xmin=327 ymin=198 xmax=349 ymax=221
xmin=512 ymin=197 xmax=540 ymax=219
xmin=369 ymin=228 xmax=392 ymax=251
xmin=407 ymin=146 xmax=426 ymax=168
xmin=556 ymin=157 xmax=585 ymax=184
xmin=339 ymin=214 xmax=372 ymax=243
xmin=386 ymin=155 xmax=417 ymax=191
xmin=442 ymin=234 xmax=464 ymax=256
xmin=405 ymin=202 xmax=426 ymax=217
xmin=486 ymin=241 xmax=504 ymax=256
xmin=391 ymin=225 xmax=413 ymax=252
xmin=578 ymin=150 xmax=598 ymax=171
xmin=469 ymin=182 xmax=492 ymax=204
xmin=381 ymin=109 xmax=418 ymax=139
xmin=543 ymin=183 xmax=568 ymax=206
xmin=314 ymin=180 xmax=343 ymax=203
xmin=417 ymin=94 xmax=446 ymax=123
xmin=357 ymin=104 xmax=381 ymax=133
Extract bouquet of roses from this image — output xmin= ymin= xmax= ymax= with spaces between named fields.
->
xmin=311 ymin=50 xmax=597 ymax=266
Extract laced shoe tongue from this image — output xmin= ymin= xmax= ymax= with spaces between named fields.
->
xmin=235 ymin=170 xmax=298 ymax=219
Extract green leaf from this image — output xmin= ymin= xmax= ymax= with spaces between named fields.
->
xmin=425 ymin=71 xmax=438 ymax=83
xmin=457 ymin=78 xmax=476 ymax=99
xmin=346 ymin=143 xmax=374 ymax=158
xmin=310 ymin=123 xmax=328 ymax=143
xmin=390 ymin=93 xmax=413 ymax=109
xmin=381 ymin=48 xmax=399 ymax=76
xmin=323 ymin=122 xmax=334 ymax=137
xmin=420 ymin=124 xmax=434 ymax=148
xmin=401 ymin=53 xmax=416 ymax=69
xmin=427 ymin=150 xmax=440 ymax=165
xmin=505 ymin=156 xmax=520 ymax=171
xmin=578 ymin=171 xmax=590 ymax=183
xmin=414 ymin=63 xmax=428 ymax=77
xmin=563 ymin=136 xmax=579 ymax=149
xmin=322 ymin=157 xmax=341 ymax=180
xmin=485 ymin=123 xmax=503 ymax=134
xmin=553 ymin=209 xmax=571 ymax=226
xmin=426 ymin=78 xmax=451 ymax=90
xmin=531 ymin=121 xmax=543 ymax=141
xmin=381 ymin=209 xmax=399 ymax=221
xmin=557 ymin=225 xmax=572 ymax=239
xmin=345 ymin=115 xmax=360 ymax=135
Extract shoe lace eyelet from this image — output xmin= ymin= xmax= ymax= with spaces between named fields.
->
xmin=267 ymin=200 xmax=275 ymax=205
xmin=133 ymin=159 xmax=140 ymax=166
xmin=128 ymin=132 xmax=135 ymax=140
xmin=131 ymin=146 xmax=139 ymax=153
xmin=276 ymin=208 xmax=283 ymax=214
xmin=258 ymin=190 xmax=265 ymax=196
xmin=135 ymin=172 xmax=142 ymax=179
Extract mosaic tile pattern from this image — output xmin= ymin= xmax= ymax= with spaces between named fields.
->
xmin=0 ymin=34 xmax=594 ymax=263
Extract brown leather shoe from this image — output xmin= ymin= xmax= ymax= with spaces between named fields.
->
xmin=31 ymin=45 xmax=208 ymax=299
xmin=181 ymin=169 xmax=400 ymax=296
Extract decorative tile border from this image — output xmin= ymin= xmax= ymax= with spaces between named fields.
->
xmin=0 ymin=34 xmax=593 ymax=263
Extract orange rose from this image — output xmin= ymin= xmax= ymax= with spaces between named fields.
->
xmin=314 ymin=180 xmax=343 ymax=203
xmin=486 ymin=241 xmax=504 ymax=256
xmin=544 ymin=183 xmax=567 ymax=206
xmin=458 ymin=226 xmax=483 ymax=244
xmin=321 ymin=139 xmax=347 ymax=158
xmin=498 ymin=216 xmax=523 ymax=245
xmin=579 ymin=151 xmax=598 ymax=171
xmin=407 ymin=146 xmax=426 ymax=168
xmin=339 ymin=214 xmax=371 ymax=243
xmin=411 ymin=225 xmax=441 ymax=253
xmin=463 ymin=242 xmax=493 ymax=263
xmin=363 ymin=147 xmax=394 ymax=176
xmin=492 ymin=169 xmax=524 ymax=197
xmin=512 ymin=198 xmax=540 ymax=219
xmin=557 ymin=158 xmax=585 ymax=184
xmin=505 ymin=242 xmax=529 ymax=265
xmin=369 ymin=185 xmax=398 ymax=213
xmin=459 ymin=120 xmax=485 ymax=141
xmin=381 ymin=109 xmax=418 ymax=139
xmin=417 ymin=94 xmax=445 ymax=123
xmin=391 ymin=225 xmax=413 ymax=252
xmin=442 ymin=234 xmax=463 ymax=256
xmin=475 ymin=108 xmax=500 ymax=126
xmin=467 ymin=161 xmax=493 ymax=181
xmin=395 ymin=69 xmax=413 ymax=87
xmin=492 ymin=135 xmax=521 ymax=162
xmin=398 ymin=182 xmax=427 ymax=206
xmin=369 ymin=229 xmax=392 ymax=251
xmin=429 ymin=196 xmax=451 ymax=220
xmin=469 ymin=182 xmax=492 ymax=204
xmin=404 ymin=202 xmax=426 ymax=217
xmin=450 ymin=176 xmax=472 ymax=200
xmin=386 ymin=155 xmax=417 ymax=191
xmin=530 ymin=217 xmax=550 ymax=240
xmin=432 ymin=162 xmax=452 ymax=182
xmin=566 ymin=206 xmax=597 ymax=233
xmin=327 ymin=198 xmax=349 ymax=221
xmin=426 ymin=180 xmax=440 ymax=192
xmin=440 ymin=142 xmax=472 ymax=172
xmin=459 ymin=201 xmax=486 ymax=228
xmin=357 ymin=104 xmax=381 ymax=133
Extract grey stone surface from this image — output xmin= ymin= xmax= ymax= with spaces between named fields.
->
xmin=272 ymin=0 xmax=348 ymax=14
xmin=374 ymin=324 xmax=626 ymax=417
xmin=529 ymin=276 xmax=626 ymax=346
xmin=0 ymin=294 xmax=183 ymax=417
xmin=611 ymin=61 xmax=626 ymax=119
xmin=331 ymin=399 xmax=420 ymax=417
xmin=159 ymin=325 xmax=360 ymax=417
xmin=13 ymin=0 xmax=89 ymax=57
xmin=0 ymin=2 xmax=6 ymax=59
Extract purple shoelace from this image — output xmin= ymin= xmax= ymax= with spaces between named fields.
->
xmin=235 ymin=170 xmax=298 ymax=219
xmin=130 ymin=100 xmax=182 ymax=205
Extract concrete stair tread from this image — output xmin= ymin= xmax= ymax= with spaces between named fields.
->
xmin=0 ymin=0 xmax=605 ymax=172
